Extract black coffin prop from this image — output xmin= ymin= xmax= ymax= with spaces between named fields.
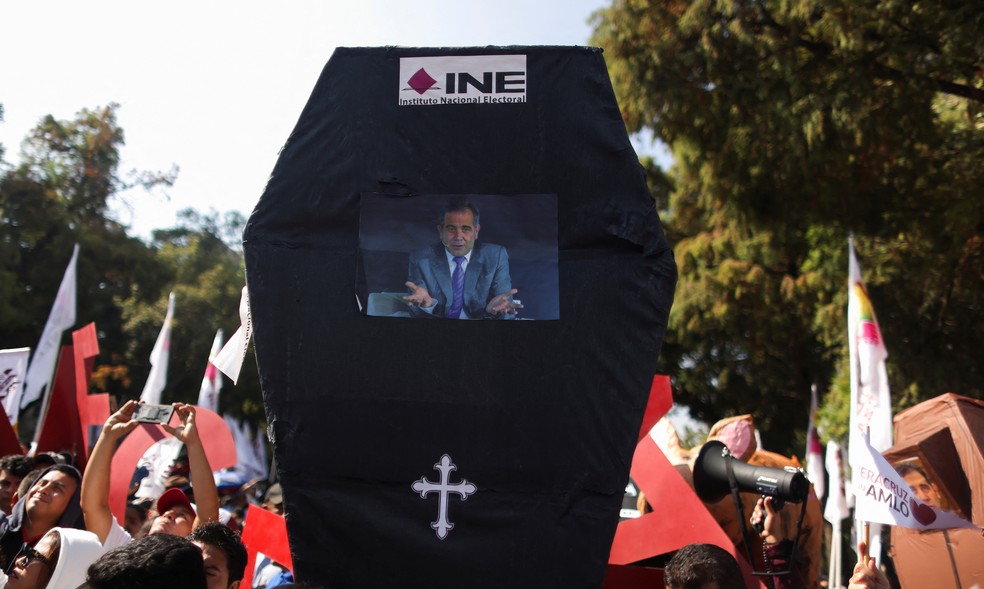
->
xmin=244 ymin=46 xmax=676 ymax=588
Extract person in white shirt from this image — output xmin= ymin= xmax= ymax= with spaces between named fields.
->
xmin=81 ymin=400 xmax=219 ymax=548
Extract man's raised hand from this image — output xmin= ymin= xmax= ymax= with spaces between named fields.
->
xmin=848 ymin=541 xmax=890 ymax=589
xmin=403 ymin=281 xmax=434 ymax=308
xmin=103 ymin=399 xmax=141 ymax=441
xmin=162 ymin=403 xmax=202 ymax=447
xmin=486 ymin=288 xmax=522 ymax=316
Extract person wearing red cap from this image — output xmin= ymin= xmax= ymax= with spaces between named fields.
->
xmin=81 ymin=401 xmax=219 ymax=549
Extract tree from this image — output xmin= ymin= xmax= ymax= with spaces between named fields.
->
xmin=1 ymin=105 xmax=262 ymax=438
xmin=591 ymin=0 xmax=984 ymax=452
xmin=1 ymin=105 xmax=169 ymax=371
xmin=119 ymin=208 xmax=262 ymax=424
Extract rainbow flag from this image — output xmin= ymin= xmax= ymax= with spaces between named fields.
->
xmin=847 ymin=238 xmax=893 ymax=458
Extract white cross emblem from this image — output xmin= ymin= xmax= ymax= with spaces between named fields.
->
xmin=411 ymin=454 xmax=476 ymax=540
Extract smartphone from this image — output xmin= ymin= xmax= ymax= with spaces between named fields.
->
xmin=133 ymin=403 xmax=175 ymax=424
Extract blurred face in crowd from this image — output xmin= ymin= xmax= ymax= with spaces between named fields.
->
xmin=124 ymin=504 xmax=148 ymax=537
xmin=264 ymin=499 xmax=283 ymax=516
xmin=26 ymin=471 xmax=77 ymax=524
xmin=903 ymin=471 xmax=942 ymax=508
xmin=149 ymin=504 xmax=196 ymax=537
xmin=193 ymin=541 xmax=239 ymax=589
xmin=0 ymin=469 xmax=23 ymax=514
xmin=6 ymin=532 xmax=58 ymax=589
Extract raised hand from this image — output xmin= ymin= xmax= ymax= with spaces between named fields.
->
xmin=848 ymin=541 xmax=890 ymax=589
xmin=102 ymin=399 xmax=141 ymax=440
xmin=161 ymin=403 xmax=202 ymax=447
xmin=486 ymin=288 xmax=522 ymax=316
xmin=403 ymin=281 xmax=434 ymax=308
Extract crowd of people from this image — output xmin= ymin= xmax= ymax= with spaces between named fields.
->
xmin=0 ymin=399 xmax=893 ymax=589
xmin=0 ymin=401 xmax=308 ymax=589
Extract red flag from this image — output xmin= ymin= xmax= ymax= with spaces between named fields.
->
xmin=35 ymin=323 xmax=106 ymax=470
xmin=607 ymin=377 xmax=765 ymax=588
xmin=637 ymin=375 xmax=672 ymax=443
xmin=241 ymin=504 xmax=293 ymax=581
xmin=0 ymin=404 xmax=22 ymax=457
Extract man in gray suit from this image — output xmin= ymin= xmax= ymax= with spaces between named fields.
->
xmin=403 ymin=199 xmax=521 ymax=319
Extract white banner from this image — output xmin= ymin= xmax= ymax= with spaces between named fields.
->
xmin=134 ymin=436 xmax=184 ymax=500
xmin=140 ymin=292 xmax=176 ymax=405
xmin=21 ymin=244 xmax=79 ymax=412
xmin=851 ymin=432 xmax=976 ymax=530
xmin=213 ymin=287 xmax=251 ymax=384
xmin=0 ymin=348 xmax=31 ymax=424
xmin=847 ymin=239 xmax=893 ymax=461
xmin=805 ymin=385 xmax=826 ymax=501
xmin=823 ymin=441 xmax=850 ymax=524
xmin=197 ymin=329 xmax=224 ymax=413
xmin=223 ymin=414 xmax=266 ymax=482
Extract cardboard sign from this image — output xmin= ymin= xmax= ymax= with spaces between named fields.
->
xmin=245 ymin=46 xmax=676 ymax=588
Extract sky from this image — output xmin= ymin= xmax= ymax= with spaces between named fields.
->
xmin=0 ymin=0 xmax=643 ymax=239
xmin=1 ymin=0 xmax=693 ymax=432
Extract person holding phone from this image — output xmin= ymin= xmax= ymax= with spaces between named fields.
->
xmin=80 ymin=401 xmax=219 ymax=549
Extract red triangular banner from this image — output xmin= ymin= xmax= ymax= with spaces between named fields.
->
xmin=241 ymin=503 xmax=293 ymax=582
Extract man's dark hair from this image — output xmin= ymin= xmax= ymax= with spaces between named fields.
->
xmin=896 ymin=462 xmax=930 ymax=480
xmin=0 ymin=455 xmax=35 ymax=478
xmin=663 ymin=543 xmax=744 ymax=589
xmin=46 ymin=463 xmax=82 ymax=484
xmin=444 ymin=199 xmax=480 ymax=225
xmin=31 ymin=452 xmax=59 ymax=470
xmin=84 ymin=533 xmax=206 ymax=589
xmin=16 ymin=469 xmax=43 ymax=498
xmin=188 ymin=521 xmax=248 ymax=582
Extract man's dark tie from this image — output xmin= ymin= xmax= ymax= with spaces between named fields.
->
xmin=446 ymin=256 xmax=466 ymax=318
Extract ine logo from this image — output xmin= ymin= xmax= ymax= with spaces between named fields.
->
xmin=399 ymin=54 xmax=527 ymax=106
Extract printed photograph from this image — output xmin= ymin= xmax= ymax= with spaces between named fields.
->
xmin=357 ymin=193 xmax=559 ymax=320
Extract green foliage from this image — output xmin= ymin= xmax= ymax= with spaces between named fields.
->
xmin=120 ymin=208 xmax=260 ymax=423
xmin=592 ymin=0 xmax=984 ymax=454
xmin=1 ymin=104 xmax=262 ymax=437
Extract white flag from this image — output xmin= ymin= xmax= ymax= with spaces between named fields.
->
xmin=223 ymin=414 xmax=265 ymax=481
xmin=0 ymin=348 xmax=31 ymax=424
xmin=823 ymin=441 xmax=850 ymax=524
xmin=851 ymin=432 xmax=976 ymax=530
xmin=252 ymin=425 xmax=269 ymax=480
xmin=140 ymin=292 xmax=176 ymax=405
xmin=805 ymin=385 xmax=826 ymax=501
xmin=134 ymin=436 xmax=184 ymax=500
xmin=847 ymin=238 xmax=893 ymax=461
xmin=197 ymin=329 xmax=225 ymax=413
xmin=213 ymin=287 xmax=251 ymax=384
xmin=21 ymin=244 xmax=79 ymax=411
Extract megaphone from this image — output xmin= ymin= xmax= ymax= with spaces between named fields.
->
xmin=693 ymin=440 xmax=809 ymax=506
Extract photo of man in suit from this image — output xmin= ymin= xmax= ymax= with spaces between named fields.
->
xmin=403 ymin=199 xmax=522 ymax=319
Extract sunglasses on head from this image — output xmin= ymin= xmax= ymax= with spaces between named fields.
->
xmin=15 ymin=545 xmax=53 ymax=570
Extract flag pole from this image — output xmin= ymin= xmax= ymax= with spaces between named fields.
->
xmin=828 ymin=518 xmax=840 ymax=589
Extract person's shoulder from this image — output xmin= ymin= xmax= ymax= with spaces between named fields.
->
xmin=474 ymin=242 xmax=507 ymax=258
xmin=103 ymin=515 xmax=134 ymax=550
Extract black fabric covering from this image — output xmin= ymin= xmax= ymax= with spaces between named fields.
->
xmin=244 ymin=46 xmax=677 ymax=588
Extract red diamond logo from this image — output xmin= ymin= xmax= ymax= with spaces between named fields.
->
xmin=407 ymin=68 xmax=438 ymax=95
